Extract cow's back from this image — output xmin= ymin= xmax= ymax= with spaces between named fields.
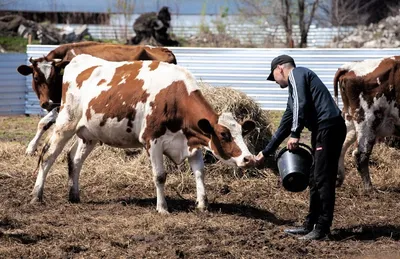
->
xmin=46 ymin=41 xmax=102 ymax=60
xmin=64 ymin=44 xmax=177 ymax=64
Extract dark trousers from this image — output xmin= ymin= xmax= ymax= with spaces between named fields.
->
xmin=304 ymin=119 xmax=346 ymax=232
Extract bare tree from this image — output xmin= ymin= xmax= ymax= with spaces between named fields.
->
xmin=298 ymin=0 xmax=319 ymax=47
xmin=113 ymin=0 xmax=136 ymax=41
xmin=318 ymin=0 xmax=380 ymax=46
xmin=238 ymin=0 xmax=321 ymax=47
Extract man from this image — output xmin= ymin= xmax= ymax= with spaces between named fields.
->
xmin=256 ymin=55 xmax=346 ymax=240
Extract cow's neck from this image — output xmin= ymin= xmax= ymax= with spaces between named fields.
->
xmin=182 ymin=90 xmax=218 ymax=149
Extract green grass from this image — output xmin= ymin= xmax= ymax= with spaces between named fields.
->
xmin=0 ymin=115 xmax=40 ymax=143
xmin=0 ymin=36 xmax=40 ymax=53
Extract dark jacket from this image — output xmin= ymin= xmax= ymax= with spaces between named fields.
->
xmin=262 ymin=67 xmax=342 ymax=157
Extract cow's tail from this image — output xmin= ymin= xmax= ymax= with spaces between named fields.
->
xmin=333 ymin=68 xmax=348 ymax=105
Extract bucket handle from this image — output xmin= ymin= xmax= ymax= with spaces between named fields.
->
xmin=275 ymin=143 xmax=314 ymax=163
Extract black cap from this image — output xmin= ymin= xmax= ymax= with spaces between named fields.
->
xmin=267 ymin=55 xmax=296 ymax=81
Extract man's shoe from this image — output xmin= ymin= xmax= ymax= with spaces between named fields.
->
xmin=298 ymin=229 xmax=329 ymax=241
xmin=284 ymin=227 xmax=313 ymax=236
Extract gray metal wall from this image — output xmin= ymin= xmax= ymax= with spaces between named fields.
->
xmin=0 ymin=53 xmax=26 ymax=115
xmin=21 ymin=45 xmax=400 ymax=114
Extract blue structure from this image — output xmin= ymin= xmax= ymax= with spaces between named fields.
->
xmin=1 ymin=0 xmax=242 ymax=15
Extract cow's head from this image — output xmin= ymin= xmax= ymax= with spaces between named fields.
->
xmin=17 ymin=57 xmax=69 ymax=111
xmin=198 ymin=112 xmax=256 ymax=168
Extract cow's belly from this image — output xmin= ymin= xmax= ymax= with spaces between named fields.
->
xmin=78 ymin=116 xmax=143 ymax=148
xmin=155 ymin=130 xmax=197 ymax=165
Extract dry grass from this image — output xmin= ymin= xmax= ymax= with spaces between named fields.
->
xmin=0 ymin=101 xmax=400 ymax=257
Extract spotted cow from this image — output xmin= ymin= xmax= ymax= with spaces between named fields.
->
xmin=17 ymin=41 xmax=177 ymax=155
xmin=333 ymin=56 xmax=400 ymax=190
xmin=32 ymin=54 xmax=256 ymax=213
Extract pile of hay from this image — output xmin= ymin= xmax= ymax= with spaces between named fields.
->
xmin=198 ymin=82 xmax=272 ymax=154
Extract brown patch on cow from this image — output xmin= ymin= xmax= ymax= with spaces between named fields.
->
xmin=209 ymin=124 xmax=242 ymax=160
xmin=76 ymin=66 xmax=99 ymax=89
xmin=356 ymin=106 xmax=365 ymax=124
xmin=60 ymin=82 xmax=70 ymax=111
xmin=140 ymin=80 xmax=188 ymax=149
xmin=372 ymin=108 xmax=385 ymax=132
xmin=86 ymin=62 xmax=149 ymax=127
xmin=148 ymin=61 xmax=160 ymax=71
xmin=97 ymin=79 xmax=106 ymax=86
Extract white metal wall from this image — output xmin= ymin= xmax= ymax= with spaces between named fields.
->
xmin=21 ymin=45 xmax=400 ymax=114
xmin=0 ymin=53 xmax=26 ymax=115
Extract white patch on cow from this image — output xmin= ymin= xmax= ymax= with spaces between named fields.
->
xmin=26 ymin=108 xmax=59 ymax=155
xmin=37 ymin=60 xmax=53 ymax=80
xmin=155 ymin=129 xmax=196 ymax=164
xmin=137 ymin=60 xmax=199 ymax=96
xmin=71 ymin=49 xmax=77 ymax=57
xmin=216 ymin=112 xmax=253 ymax=167
xmin=341 ymin=56 xmax=396 ymax=77
xmin=145 ymin=45 xmax=155 ymax=49
xmin=341 ymin=58 xmax=384 ymax=77
xmin=377 ymin=77 xmax=381 ymax=85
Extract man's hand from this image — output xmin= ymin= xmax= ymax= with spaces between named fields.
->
xmin=287 ymin=137 xmax=299 ymax=151
xmin=255 ymin=151 xmax=265 ymax=167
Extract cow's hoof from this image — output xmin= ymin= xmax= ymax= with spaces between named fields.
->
xmin=68 ymin=189 xmax=80 ymax=203
xmin=25 ymin=147 xmax=36 ymax=156
xmin=157 ymin=208 xmax=170 ymax=214
xmin=336 ymin=177 xmax=344 ymax=187
xmin=195 ymin=206 xmax=208 ymax=212
xmin=362 ymin=185 xmax=374 ymax=194
xmin=30 ymin=196 xmax=42 ymax=204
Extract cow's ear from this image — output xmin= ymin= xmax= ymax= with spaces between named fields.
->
xmin=17 ymin=65 xmax=33 ymax=76
xmin=241 ymin=120 xmax=256 ymax=136
xmin=198 ymin=119 xmax=214 ymax=135
xmin=54 ymin=60 xmax=70 ymax=69
xmin=54 ymin=60 xmax=70 ymax=75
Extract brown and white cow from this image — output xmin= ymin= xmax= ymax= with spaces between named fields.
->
xmin=32 ymin=54 xmax=256 ymax=213
xmin=17 ymin=42 xmax=177 ymax=155
xmin=333 ymin=56 xmax=400 ymax=190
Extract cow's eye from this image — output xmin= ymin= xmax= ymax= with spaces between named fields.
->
xmin=221 ymin=132 xmax=232 ymax=142
xmin=33 ymin=76 xmax=39 ymax=82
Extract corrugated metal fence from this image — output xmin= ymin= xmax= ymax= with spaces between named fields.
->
xmin=0 ymin=53 xmax=26 ymax=115
xmin=5 ymin=46 xmax=400 ymax=115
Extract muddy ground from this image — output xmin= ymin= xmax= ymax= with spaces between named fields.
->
xmin=0 ymin=115 xmax=400 ymax=259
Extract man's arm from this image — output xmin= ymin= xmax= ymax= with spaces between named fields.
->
xmin=288 ymin=69 xmax=307 ymax=138
xmin=261 ymin=99 xmax=293 ymax=157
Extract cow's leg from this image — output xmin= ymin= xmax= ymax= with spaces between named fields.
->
xmin=337 ymin=117 xmax=357 ymax=187
xmin=354 ymin=130 xmax=376 ymax=191
xmin=188 ymin=149 xmax=208 ymax=211
xmin=67 ymin=137 xmax=97 ymax=203
xmin=26 ymin=108 xmax=58 ymax=155
xmin=148 ymin=142 xmax=168 ymax=214
xmin=31 ymin=114 xmax=77 ymax=203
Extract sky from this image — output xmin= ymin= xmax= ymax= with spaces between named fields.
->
xmin=1 ymin=0 xmax=243 ymax=15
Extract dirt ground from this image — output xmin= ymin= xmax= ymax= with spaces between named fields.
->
xmin=1 ymin=115 xmax=400 ymax=259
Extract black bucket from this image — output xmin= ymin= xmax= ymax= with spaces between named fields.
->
xmin=275 ymin=143 xmax=313 ymax=192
